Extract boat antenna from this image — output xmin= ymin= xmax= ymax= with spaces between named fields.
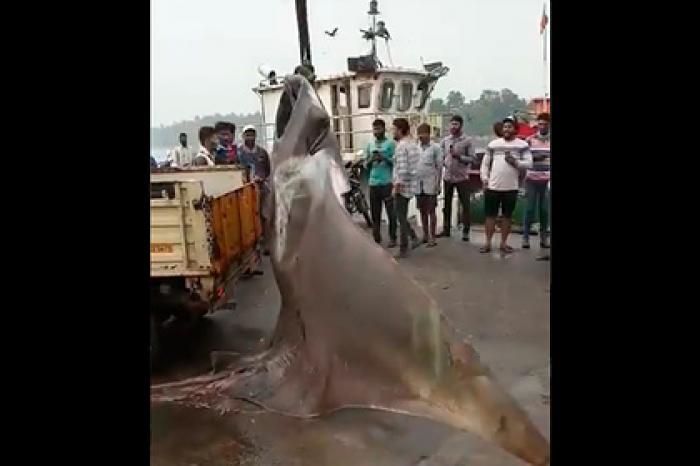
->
xmin=358 ymin=1 xmax=389 ymax=68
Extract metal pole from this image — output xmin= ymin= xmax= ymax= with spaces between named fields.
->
xmin=371 ymin=14 xmax=377 ymax=63
xmin=542 ymin=2 xmax=549 ymax=111
xmin=295 ymin=0 xmax=312 ymax=67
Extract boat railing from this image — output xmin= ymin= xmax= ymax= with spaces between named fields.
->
xmin=252 ymin=111 xmax=453 ymax=156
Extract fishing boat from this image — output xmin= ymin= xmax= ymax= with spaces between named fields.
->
xmin=252 ymin=0 xmax=450 ymax=162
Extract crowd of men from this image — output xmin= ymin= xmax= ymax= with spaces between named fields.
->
xmin=159 ymin=121 xmax=271 ymax=179
xmin=152 ymin=121 xmax=272 ymax=274
xmin=364 ymin=112 xmax=551 ymax=260
xmin=151 ymin=112 xmax=550 ymax=262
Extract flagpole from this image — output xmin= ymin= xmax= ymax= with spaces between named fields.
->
xmin=542 ymin=2 xmax=549 ymax=112
xmin=543 ymin=24 xmax=548 ymax=112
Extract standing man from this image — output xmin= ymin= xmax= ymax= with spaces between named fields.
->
xmin=365 ymin=119 xmax=397 ymax=247
xmin=392 ymin=118 xmax=421 ymax=258
xmin=192 ymin=126 xmax=217 ymax=166
xmin=480 ymin=117 xmax=532 ymax=254
xmin=238 ymin=124 xmax=271 ymax=232
xmin=522 ymin=112 xmax=551 ymax=249
xmin=166 ymin=132 xmax=194 ymax=167
xmin=536 ymin=178 xmax=551 ymax=261
xmin=238 ymin=124 xmax=271 ymax=272
xmin=214 ymin=121 xmax=237 ymax=165
xmin=415 ymin=123 xmax=443 ymax=247
xmin=439 ymin=115 xmax=475 ymax=242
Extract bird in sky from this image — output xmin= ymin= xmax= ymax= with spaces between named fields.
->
xmin=324 ymin=27 xmax=339 ymax=37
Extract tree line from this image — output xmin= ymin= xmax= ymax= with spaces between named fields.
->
xmin=150 ymin=88 xmax=531 ymax=148
xmin=429 ymin=88 xmax=531 ymax=136
xmin=151 ymin=112 xmax=262 ymax=148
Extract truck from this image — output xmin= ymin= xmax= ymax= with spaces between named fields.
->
xmin=150 ymin=166 xmax=262 ymax=367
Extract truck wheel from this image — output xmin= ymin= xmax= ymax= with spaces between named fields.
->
xmin=151 ymin=315 xmax=161 ymax=371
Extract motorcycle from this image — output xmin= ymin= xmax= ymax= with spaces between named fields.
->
xmin=343 ymin=160 xmax=372 ymax=228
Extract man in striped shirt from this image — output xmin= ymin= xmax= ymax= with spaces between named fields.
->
xmin=392 ymin=118 xmax=420 ymax=258
xmin=522 ymin=113 xmax=551 ymax=249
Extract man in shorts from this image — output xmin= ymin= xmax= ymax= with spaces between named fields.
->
xmin=415 ymin=123 xmax=443 ymax=247
xmin=480 ymin=117 xmax=533 ymax=254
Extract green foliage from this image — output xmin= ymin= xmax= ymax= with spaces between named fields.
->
xmin=151 ymin=88 xmax=529 ymax=148
xmin=431 ymin=88 xmax=529 ymax=136
xmin=151 ymin=112 xmax=262 ymax=148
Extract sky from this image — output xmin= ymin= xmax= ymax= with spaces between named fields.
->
xmin=151 ymin=0 xmax=550 ymax=127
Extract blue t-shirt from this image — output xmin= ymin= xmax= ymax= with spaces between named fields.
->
xmin=365 ymin=138 xmax=396 ymax=186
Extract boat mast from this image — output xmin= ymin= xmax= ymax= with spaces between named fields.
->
xmin=294 ymin=0 xmax=314 ymax=79
xmin=369 ymin=1 xmax=379 ymax=63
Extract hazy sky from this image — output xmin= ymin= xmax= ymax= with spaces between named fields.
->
xmin=151 ymin=0 xmax=550 ymax=127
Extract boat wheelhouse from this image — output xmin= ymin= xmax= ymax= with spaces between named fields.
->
xmin=252 ymin=1 xmax=450 ymax=161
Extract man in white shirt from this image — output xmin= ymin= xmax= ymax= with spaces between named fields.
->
xmin=166 ymin=133 xmax=194 ymax=167
xmin=480 ymin=117 xmax=533 ymax=254
xmin=415 ymin=123 xmax=443 ymax=247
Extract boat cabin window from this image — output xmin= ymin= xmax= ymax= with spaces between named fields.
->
xmin=399 ymin=81 xmax=413 ymax=111
xmin=416 ymin=82 xmax=430 ymax=110
xmin=358 ymin=84 xmax=372 ymax=109
xmin=380 ymin=80 xmax=395 ymax=110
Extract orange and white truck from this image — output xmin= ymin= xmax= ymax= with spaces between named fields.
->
xmin=150 ymin=166 xmax=262 ymax=365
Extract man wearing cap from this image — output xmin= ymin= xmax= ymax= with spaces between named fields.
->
xmin=480 ymin=117 xmax=532 ymax=254
xmin=166 ymin=132 xmax=194 ymax=167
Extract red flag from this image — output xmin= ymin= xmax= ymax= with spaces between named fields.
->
xmin=540 ymin=5 xmax=549 ymax=35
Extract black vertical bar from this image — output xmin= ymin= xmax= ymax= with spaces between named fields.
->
xmin=295 ymin=0 xmax=312 ymax=66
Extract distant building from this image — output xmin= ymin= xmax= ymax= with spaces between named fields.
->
xmin=527 ymin=97 xmax=550 ymax=116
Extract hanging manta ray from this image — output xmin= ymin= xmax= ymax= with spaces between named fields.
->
xmin=151 ymin=75 xmax=550 ymax=466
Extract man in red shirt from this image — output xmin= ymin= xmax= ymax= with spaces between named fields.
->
xmin=516 ymin=116 xmax=537 ymax=139
xmin=214 ymin=121 xmax=238 ymax=164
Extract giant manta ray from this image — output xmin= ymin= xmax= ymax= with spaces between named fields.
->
xmin=151 ymin=75 xmax=550 ymax=466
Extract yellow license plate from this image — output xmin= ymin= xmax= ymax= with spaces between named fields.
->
xmin=151 ymin=243 xmax=174 ymax=254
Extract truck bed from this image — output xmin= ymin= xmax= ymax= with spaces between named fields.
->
xmin=150 ymin=167 xmax=262 ymax=307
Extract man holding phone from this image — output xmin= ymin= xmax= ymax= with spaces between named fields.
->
xmin=439 ymin=115 xmax=475 ymax=242
xmin=480 ymin=116 xmax=533 ymax=254
xmin=365 ymin=119 xmax=397 ymax=247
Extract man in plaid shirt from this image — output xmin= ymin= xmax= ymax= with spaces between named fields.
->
xmin=392 ymin=118 xmax=420 ymax=258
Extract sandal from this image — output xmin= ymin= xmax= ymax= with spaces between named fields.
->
xmin=500 ymin=245 xmax=515 ymax=254
xmin=479 ymin=246 xmax=492 ymax=253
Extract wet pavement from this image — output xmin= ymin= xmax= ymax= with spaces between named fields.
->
xmin=151 ymin=217 xmax=550 ymax=466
